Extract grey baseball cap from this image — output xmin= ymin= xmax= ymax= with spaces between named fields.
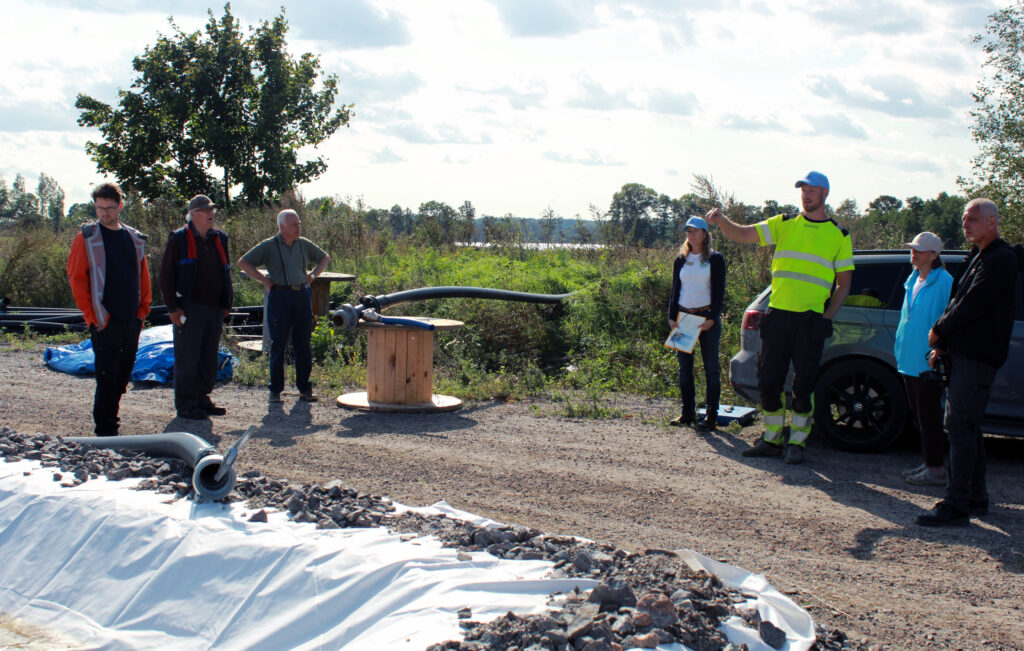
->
xmin=188 ymin=195 xmax=216 ymax=211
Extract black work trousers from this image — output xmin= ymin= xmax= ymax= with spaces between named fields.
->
xmin=758 ymin=308 xmax=831 ymax=414
xmin=90 ymin=316 xmax=142 ymax=436
xmin=943 ymin=353 xmax=997 ymax=514
xmin=173 ymin=301 xmax=224 ymax=413
xmin=902 ymin=374 xmax=946 ymax=468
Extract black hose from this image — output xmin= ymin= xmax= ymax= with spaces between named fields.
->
xmin=332 ymin=286 xmax=572 ymax=330
xmin=66 ymin=432 xmax=235 ymax=501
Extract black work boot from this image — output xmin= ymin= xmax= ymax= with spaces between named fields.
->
xmin=669 ymin=408 xmax=696 ymax=427
xmin=695 ymin=405 xmax=718 ymax=431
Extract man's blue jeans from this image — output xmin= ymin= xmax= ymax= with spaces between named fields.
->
xmin=268 ymin=285 xmax=314 ymax=395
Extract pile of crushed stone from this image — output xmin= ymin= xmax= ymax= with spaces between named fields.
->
xmin=0 ymin=428 xmax=871 ymax=650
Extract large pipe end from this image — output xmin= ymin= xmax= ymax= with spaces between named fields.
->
xmin=332 ymin=303 xmax=359 ymax=330
xmin=192 ymin=454 xmax=236 ymax=502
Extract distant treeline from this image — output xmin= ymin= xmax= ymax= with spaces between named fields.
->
xmin=1 ymin=171 xmax=972 ymax=254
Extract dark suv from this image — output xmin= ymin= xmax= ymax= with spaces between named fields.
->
xmin=729 ymin=250 xmax=1024 ymax=452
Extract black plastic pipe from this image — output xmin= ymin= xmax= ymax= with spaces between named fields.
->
xmin=66 ymin=432 xmax=236 ymax=501
xmin=332 ymin=286 xmax=572 ymax=330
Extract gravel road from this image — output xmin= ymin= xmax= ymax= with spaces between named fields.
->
xmin=2 ymin=344 xmax=1022 ymax=650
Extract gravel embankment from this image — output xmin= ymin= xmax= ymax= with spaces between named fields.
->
xmin=2 ymin=344 xmax=1023 ymax=650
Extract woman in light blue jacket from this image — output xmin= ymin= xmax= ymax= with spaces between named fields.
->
xmin=894 ymin=232 xmax=953 ymax=486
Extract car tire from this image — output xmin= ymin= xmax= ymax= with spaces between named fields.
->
xmin=813 ymin=358 xmax=908 ymax=453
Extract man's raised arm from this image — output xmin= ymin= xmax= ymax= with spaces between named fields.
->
xmin=705 ymin=207 xmax=760 ymax=244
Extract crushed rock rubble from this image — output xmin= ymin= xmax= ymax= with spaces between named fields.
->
xmin=1 ymin=428 xmax=872 ymax=651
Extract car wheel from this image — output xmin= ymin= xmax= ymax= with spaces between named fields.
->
xmin=814 ymin=358 xmax=908 ymax=452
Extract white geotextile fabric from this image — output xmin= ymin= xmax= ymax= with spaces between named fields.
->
xmin=0 ymin=460 xmax=814 ymax=650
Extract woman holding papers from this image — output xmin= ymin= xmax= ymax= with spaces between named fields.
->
xmin=666 ymin=216 xmax=726 ymax=430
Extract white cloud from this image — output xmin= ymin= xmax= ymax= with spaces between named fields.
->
xmin=646 ymin=89 xmax=698 ymax=116
xmin=809 ymin=1 xmax=926 ymax=35
xmin=805 ymin=113 xmax=869 ymax=140
xmin=567 ymin=76 xmax=639 ymax=111
xmin=810 ymin=74 xmax=969 ymax=119
xmin=383 ymin=123 xmax=493 ymax=145
xmin=543 ymin=149 xmax=626 ymax=166
xmin=720 ymin=114 xmax=788 ymax=133
xmin=370 ymin=147 xmax=404 ymax=163
xmin=0 ymin=0 xmax=993 ymax=221
xmin=287 ymin=0 xmax=412 ymax=48
xmin=489 ymin=0 xmax=592 ymax=37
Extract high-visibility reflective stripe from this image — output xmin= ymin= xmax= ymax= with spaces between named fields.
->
xmin=773 ymin=249 xmax=835 ymax=270
xmin=772 ymin=270 xmax=834 ymax=290
xmin=764 ymin=431 xmax=786 ymax=445
xmin=791 ymin=412 xmax=812 ymax=428
xmin=758 ymin=223 xmax=774 ymax=246
xmin=834 ymin=257 xmax=854 ymax=270
xmin=764 ymin=414 xmax=786 ymax=426
xmin=788 ymin=428 xmax=810 ymax=445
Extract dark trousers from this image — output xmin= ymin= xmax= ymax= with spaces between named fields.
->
xmin=758 ymin=308 xmax=831 ymax=413
xmin=676 ymin=315 xmax=721 ymax=416
xmin=902 ymin=374 xmax=946 ymax=468
xmin=90 ymin=316 xmax=142 ymax=436
xmin=173 ymin=302 xmax=224 ymax=412
xmin=943 ymin=353 xmax=997 ymax=513
xmin=268 ymin=286 xmax=314 ymax=395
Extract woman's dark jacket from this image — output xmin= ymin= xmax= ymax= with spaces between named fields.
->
xmin=666 ymin=250 xmax=726 ymax=325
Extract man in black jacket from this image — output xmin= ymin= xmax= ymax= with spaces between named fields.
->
xmin=159 ymin=195 xmax=234 ymax=420
xmin=917 ymin=198 xmax=1021 ymax=526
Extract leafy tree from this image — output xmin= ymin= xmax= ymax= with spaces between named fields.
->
xmin=609 ymin=182 xmax=658 ymax=245
xmin=539 ymin=207 xmax=560 ymax=243
xmin=387 ymin=204 xmax=413 ymax=235
xmin=415 ymin=200 xmax=459 ymax=246
xmin=36 ymin=173 xmax=65 ymax=231
xmin=458 ymin=201 xmax=476 ymax=243
xmin=835 ymin=198 xmax=860 ymax=221
xmin=67 ymin=202 xmax=96 ymax=223
xmin=868 ymin=195 xmax=903 ymax=214
xmin=0 ymin=174 xmax=41 ymax=225
xmin=75 ymin=4 xmax=351 ymax=206
xmin=963 ymin=1 xmax=1024 ymax=240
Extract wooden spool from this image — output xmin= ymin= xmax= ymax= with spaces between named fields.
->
xmin=337 ymin=317 xmax=464 ymax=413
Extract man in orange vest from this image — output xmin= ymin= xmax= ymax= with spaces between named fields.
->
xmin=66 ymin=182 xmax=152 ymax=436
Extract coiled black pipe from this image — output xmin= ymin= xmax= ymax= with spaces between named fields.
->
xmin=66 ymin=432 xmax=235 ymax=501
xmin=332 ymin=286 xmax=572 ymax=330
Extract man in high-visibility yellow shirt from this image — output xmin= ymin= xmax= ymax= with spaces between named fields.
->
xmin=706 ymin=171 xmax=853 ymax=464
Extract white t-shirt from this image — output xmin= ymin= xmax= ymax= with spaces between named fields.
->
xmin=910 ymin=274 xmax=928 ymax=308
xmin=678 ymin=253 xmax=712 ymax=309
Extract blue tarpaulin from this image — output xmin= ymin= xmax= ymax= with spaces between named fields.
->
xmin=43 ymin=325 xmax=236 ymax=384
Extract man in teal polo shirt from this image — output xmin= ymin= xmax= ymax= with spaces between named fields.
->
xmin=707 ymin=172 xmax=854 ymax=464
xmin=238 ymin=210 xmax=330 ymax=403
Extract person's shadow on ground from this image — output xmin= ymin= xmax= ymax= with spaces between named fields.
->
xmin=254 ymin=399 xmax=332 ymax=448
xmin=162 ymin=416 xmax=221 ymax=447
xmin=704 ymin=427 xmax=1024 ymax=574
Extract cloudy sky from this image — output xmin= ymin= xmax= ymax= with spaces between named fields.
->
xmin=0 ymin=0 xmax=1005 ymax=219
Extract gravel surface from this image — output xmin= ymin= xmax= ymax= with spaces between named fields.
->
xmin=2 ymin=344 xmax=1023 ymax=650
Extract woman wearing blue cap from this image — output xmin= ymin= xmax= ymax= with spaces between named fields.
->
xmin=667 ymin=216 xmax=726 ymax=430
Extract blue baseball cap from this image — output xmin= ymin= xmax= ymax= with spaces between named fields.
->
xmin=684 ymin=216 xmax=709 ymax=231
xmin=795 ymin=171 xmax=829 ymax=191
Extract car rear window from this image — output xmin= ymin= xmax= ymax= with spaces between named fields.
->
xmin=846 ymin=261 xmax=909 ymax=309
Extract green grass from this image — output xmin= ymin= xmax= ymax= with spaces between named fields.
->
xmin=3 ymin=219 xmax=762 ymax=416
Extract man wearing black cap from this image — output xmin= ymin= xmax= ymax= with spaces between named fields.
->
xmin=159 ymin=195 xmax=234 ymax=419
xmin=707 ymin=172 xmax=854 ymax=464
